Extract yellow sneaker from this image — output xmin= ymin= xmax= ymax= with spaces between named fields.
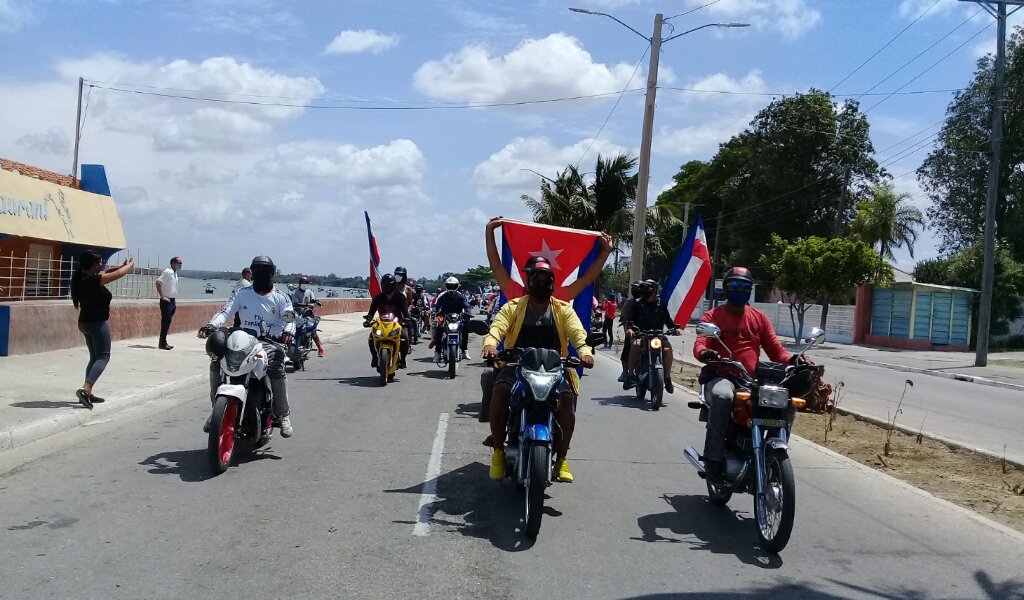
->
xmin=489 ymin=449 xmax=506 ymax=480
xmin=555 ymin=457 xmax=574 ymax=483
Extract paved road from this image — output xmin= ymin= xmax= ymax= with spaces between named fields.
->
xmin=1 ymin=337 xmax=1023 ymax=599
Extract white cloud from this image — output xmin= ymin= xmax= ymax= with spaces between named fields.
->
xmin=56 ymin=55 xmax=324 ymax=152
xmin=160 ymin=160 xmax=239 ymax=189
xmin=897 ymin=0 xmax=961 ymax=20
xmin=0 ymin=0 xmax=30 ymax=33
xmin=260 ymin=139 xmax=425 ymax=188
xmin=473 ymin=136 xmax=631 ymax=201
xmin=325 ymin=29 xmax=399 ymax=54
xmin=414 ymin=33 xmax=670 ymax=103
xmin=166 ymin=0 xmax=299 ymax=40
xmin=16 ymin=127 xmax=70 ymax=155
xmin=687 ymin=0 xmax=821 ymax=40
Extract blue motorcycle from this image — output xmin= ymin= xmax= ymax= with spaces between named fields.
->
xmin=287 ymin=307 xmax=320 ymax=372
xmin=435 ymin=312 xmax=468 ymax=379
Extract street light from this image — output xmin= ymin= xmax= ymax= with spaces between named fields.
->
xmin=570 ymin=7 xmax=748 ymax=283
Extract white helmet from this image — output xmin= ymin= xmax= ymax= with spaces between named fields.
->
xmin=445 ymin=276 xmax=459 ymax=291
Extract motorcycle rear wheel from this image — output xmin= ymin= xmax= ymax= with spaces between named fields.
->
xmin=524 ymin=444 xmax=549 ymax=539
xmin=755 ymin=449 xmax=796 ymax=553
xmin=379 ymin=348 xmax=390 ymax=387
xmin=207 ymin=396 xmax=238 ymax=475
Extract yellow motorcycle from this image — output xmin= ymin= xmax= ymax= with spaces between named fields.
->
xmin=366 ymin=312 xmax=403 ymax=386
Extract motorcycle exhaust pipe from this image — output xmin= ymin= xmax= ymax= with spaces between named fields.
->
xmin=683 ymin=446 xmax=705 ymax=474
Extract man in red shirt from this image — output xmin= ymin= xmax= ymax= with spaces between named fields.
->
xmin=600 ymin=294 xmax=617 ymax=349
xmin=693 ymin=267 xmax=793 ymax=483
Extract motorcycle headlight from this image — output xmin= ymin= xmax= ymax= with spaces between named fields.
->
xmin=374 ymin=328 xmax=383 ymax=337
xmin=650 ymin=337 xmax=662 ymax=350
xmin=523 ymin=370 xmax=561 ymax=400
xmin=447 ymin=323 xmax=460 ymax=332
xmin=388 ymin=328 xmax=400 ymax=337
xmin=224 ymin=348 xmax=249 ymax=374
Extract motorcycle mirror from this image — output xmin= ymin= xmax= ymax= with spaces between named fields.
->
xmin=805 ymin=328 xmax=826 ymax=344
xmin=585 ymin=333 xmax=606 ymax=348
xmin=282 ymin=309 xmax=296 ymax=324
xmin=695 ymin=323 xmax=721 ymax=339
xmin=467 ymin=319 xmax=489 ymax=336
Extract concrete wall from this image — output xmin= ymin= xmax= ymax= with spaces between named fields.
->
xmin=0 ymin=297 xmax=370 ymax=356
xmin=691 ymin=298 xmax=856 ymax=344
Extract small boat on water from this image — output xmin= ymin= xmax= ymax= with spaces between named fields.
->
xmin=204 ymin=283 xmax=216 ymax=294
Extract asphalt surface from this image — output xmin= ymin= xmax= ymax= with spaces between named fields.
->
xmin=1 ymin=337 xmax=1023 ymax=599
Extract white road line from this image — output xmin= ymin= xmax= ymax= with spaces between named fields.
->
xmin=412 ymin=412 xmax=449 ymax=537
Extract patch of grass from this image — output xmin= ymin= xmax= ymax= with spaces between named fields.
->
xmin=990 ymin=358 xmax=1024 ymax=369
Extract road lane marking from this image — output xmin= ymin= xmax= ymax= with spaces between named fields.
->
xmin=413 ymin=412 xmax=449 ymax=537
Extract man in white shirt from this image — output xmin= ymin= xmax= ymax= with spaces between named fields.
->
xmin=234 ymin=267 xmax=253 ymax=292
xmin=155 ymin=256 xmax=181 ymax=350
xmin=290 ymin=275 xmax=325 ymax=357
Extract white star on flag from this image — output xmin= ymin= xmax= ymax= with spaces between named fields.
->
xmin=529 ymin=240 xmax=564 ymax=270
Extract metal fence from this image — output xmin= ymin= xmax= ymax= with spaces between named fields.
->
xmin=0 ymin=251 xmax=161 ymax=301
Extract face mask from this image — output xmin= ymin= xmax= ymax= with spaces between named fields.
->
xmin=527 ymin=273 xmax=554 ymax=302
xmin=299 ymin=284 xmax=308 ymax=291
xmin=726 ymin=289 xmax=751 ymax=307
xmin=172 ymin=263 xmax=181 ymax=272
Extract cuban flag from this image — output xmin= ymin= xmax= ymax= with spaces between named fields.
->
xmin=498 ymin=220 xmax=602 ymax=333
xmin=364 ymin=211 xmax=383 ymax=297
xmin=662 ymin=215 xmax=712 ymax=326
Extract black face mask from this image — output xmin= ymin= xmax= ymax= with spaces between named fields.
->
xmin=527 ymin=273 xmax=554 ymax=302
xmin=252 ymin=269 xmax=274 ymax=294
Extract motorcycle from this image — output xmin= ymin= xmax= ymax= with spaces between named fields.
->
xmin=286 ymin=304 xmax=321 ymax=372
xmin=630 ymin=328 xmax=679 ymax=411
xmin=683 ymin=323 xmax=825 ymax=553
xmin=365 ymin=312 xmax=403 ymax=386
xmin=205 ymin=316 xmax=294 ymax=475
xmin=435 ymin=312 xmax=469 ymax=379
xmin=409 ymin=304 xmax=422 ymax=345
xmin=489 ymin=334 xmax=602 ymax=539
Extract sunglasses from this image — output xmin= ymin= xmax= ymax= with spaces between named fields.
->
xmin=725 ymin=281 xmax=753 ymax=291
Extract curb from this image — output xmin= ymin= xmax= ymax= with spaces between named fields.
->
xmin=833 ymin=405 xmax=1024 ymax=471
xmin=834 ymin=355 xmax=1024 ymax=392
xmin=0 ymin=326 xmax=366 ymax=453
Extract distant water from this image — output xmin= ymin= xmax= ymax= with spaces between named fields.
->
xmin=175 ymin=277 xmax=367 ymax=300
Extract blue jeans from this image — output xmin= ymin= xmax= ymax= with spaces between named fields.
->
xmin=79 ymin=320 xmax=111 ymax=384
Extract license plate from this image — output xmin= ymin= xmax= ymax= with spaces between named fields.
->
xmin=758 ymin=385 xmax=789 ymax=409
xmin=755 ymin=418 xmax=788 ymax=429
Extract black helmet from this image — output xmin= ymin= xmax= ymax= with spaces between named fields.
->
xmin=783 ymin=364 xmax=818 ymax=399
xmin=723 ymin=266 xmax=755 ymax=287
xmin=524 ymin=255 xmax=554 ymax=275
xmin=638 ymin=280 xmax=656 ymax=296
xmin=381 ymin=273 xmax=397 ymax=294
xmin=205 ymin=327 xmax=229 ymax=359
xmin=393 ymin=266 xmax=407 ymax=284
xmin=250 ymin=255 xmax=275 ymax=275
xmin=630 ymin=281 xmax=641 ymax=299
xmin=414 ymin=284 xmax=424 ymax=293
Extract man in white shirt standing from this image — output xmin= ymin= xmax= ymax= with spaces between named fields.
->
xmin=155 ymin=256 xmax=182 ymax=350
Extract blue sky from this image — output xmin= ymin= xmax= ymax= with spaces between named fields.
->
xmin=0 ymin=0 xmax=1014 ymax=278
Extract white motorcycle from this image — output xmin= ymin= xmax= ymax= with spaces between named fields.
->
xmin=205 ymin=314 xmax=293 ymax=475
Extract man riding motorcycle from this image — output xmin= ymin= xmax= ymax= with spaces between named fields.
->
xmin=394 ymin=266 xmax=414 ymax=307
xmin=616 ymin=281 xmax=642 ymax=382
xmin=431 ymin=276 xmax=471 ymax=362
xmin=481 ymin=258 xmax=595 ymax=484
xmin=198 ymin=255 xmax=296 ymax=437
xmin=365 ymin=273 xmax=411 ymax=369
xmin=693 ymin=267 xmax=795 ymax=483
xmin=291 ymin=275 xmax=325 ymax=357
xmin=623 ymin=279 xmax=681 ymax=393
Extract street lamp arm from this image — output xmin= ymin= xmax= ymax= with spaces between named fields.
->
xmin=569 ymin=7 xmax=651 ymax=42
xmin=662 ymin=22 xmax=749 ymax=43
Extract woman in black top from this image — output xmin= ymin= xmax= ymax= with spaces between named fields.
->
xmin=70 ymin=251 xmax=135 ymax=409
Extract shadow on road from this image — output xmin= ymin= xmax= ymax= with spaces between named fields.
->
xmin=127 ymin=344 xmax=159 ymax=350
xmin=11 ymin=401 xmax=82 ymax=409
xmin=454 ymin=402 xmax=482 ymax=419
xmin=139 ymin=447 xmax=281 ymax=482
xmin=619 ymin=570 xmax=1024 ymax=599
xmin=336 ymin=376 xmax=388 ymax=387
xmin=384 ymin=460 xmax=539 ymax=553
xmin=633 ymin=494 xmax=782 ymax=569
xmin=408 ymin=369 xmax=450 ymax=380
xmin=593 ymin=394 xmax=654 ymax=411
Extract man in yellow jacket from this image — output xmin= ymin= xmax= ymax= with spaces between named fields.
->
xmin=481 ymin=257 xmax=595 ymax=483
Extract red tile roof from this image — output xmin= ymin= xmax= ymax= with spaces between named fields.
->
xmin=0 ymin=157 xmax=80 ymax=189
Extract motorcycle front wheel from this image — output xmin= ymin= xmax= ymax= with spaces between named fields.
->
xmin=447 ymin=345 xmax=458 ymax=379
xmin=207 ymin=396 xmax=239 ymax=475
xmin=649 ymin=367 xmax=664 ymax=411
xmin=379 ymin=347 xmax=390 ymax=387
xmin=524 ymin=444 xmax=549 ymax=539
xmin=755 ymin=449 xmax=796 ymax=553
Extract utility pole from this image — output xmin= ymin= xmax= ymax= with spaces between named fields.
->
xmin=961 ymin=0 xmax=1022 ymax=366
xmin=71 ymin=77 xmax=84 ymax=181
xmin=833 ymin=166 xmax=852 ymax=237
xmin=710 ymin=202 xmax=724 ymax=307
xmin=683 ymin=202 xmax=691 ymax=231
xmin=628 ymin=13 xmax=663 ymax=284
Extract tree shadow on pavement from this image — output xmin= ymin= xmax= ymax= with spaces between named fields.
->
xmin=632 ymin=494 xmax=782 ymax=569
xmin=618 ymin=571 xmax=1024 ymax=600
xmin=11 ymin=401 xmax=82 ymax=409
xmin=383 ymin=460 xmax=538 ymax=553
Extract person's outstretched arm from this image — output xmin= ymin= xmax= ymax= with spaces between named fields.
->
xmin=564 ymin=232 xmax=613 ymax=299
xmin=485 ymin=216 xmax=513 ymax=294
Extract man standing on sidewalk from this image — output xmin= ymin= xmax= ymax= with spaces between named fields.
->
xmin=155 ymin=257 xmax=182 ymax=350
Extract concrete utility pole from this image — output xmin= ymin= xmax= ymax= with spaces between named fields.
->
xmin=570 ymin=8 xmax=748 ymax=283
xmin=71 ymin=77 xmax=84 ymax=181
xmin=960 ymin=0 xmax=1022 ymax=366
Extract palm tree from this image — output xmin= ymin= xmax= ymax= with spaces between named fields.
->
xmin=850 ymin=182 xmax=925 ymax=261
xmin=521 ymin=165 xmax=593 ymax=229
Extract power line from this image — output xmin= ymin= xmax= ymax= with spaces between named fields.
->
xmin=828 ymin=0 xmax=944 ymax=93
xmin=658 ymin=85 xmax=967 ymax=97
xmin=666 ymin=0 xmax=722 ymax=21
xmin=575 ymin=45 xmax=650 ymax=169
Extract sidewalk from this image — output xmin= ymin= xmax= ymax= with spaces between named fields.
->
xmin=0 ymin=313 xmax=367 ymax=451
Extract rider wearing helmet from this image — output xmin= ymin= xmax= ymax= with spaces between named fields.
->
xmin=482 ymin=257 xmax=595 ymax=484
xmin=365 ymin=273 xmax=411 ymax=369
xmin=432 ymin=276 xmax=471 ymax=362
xmin=623 ymin=279 xmax=681 ymax=392
xmin=616 ymin=281 xmax=643 ymax=381
xmin=291 ymin=275 xmax=325 ymax=357
xmin=393 ymin=266 xmax=414 ymax=307
xmin=693 ymin=267 xmax=795 ymax=483
xmin=198 ymin=256 xmax=296 ymax=437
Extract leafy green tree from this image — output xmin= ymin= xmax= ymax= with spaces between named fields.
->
xmin=850 ymin=182 xmax=926 ymax=261
xmin=913 ymin=243 xmax=1024 ymax=337
xmin=459 ymin=265 xmax=494 ymax=289
xmin=762 ymin=235 xmax=891 ymax=340
xmin=522 ymin=165 xmax=593 ymax=229
xmin=917 ymin=26 xmax=1024 ymax=262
